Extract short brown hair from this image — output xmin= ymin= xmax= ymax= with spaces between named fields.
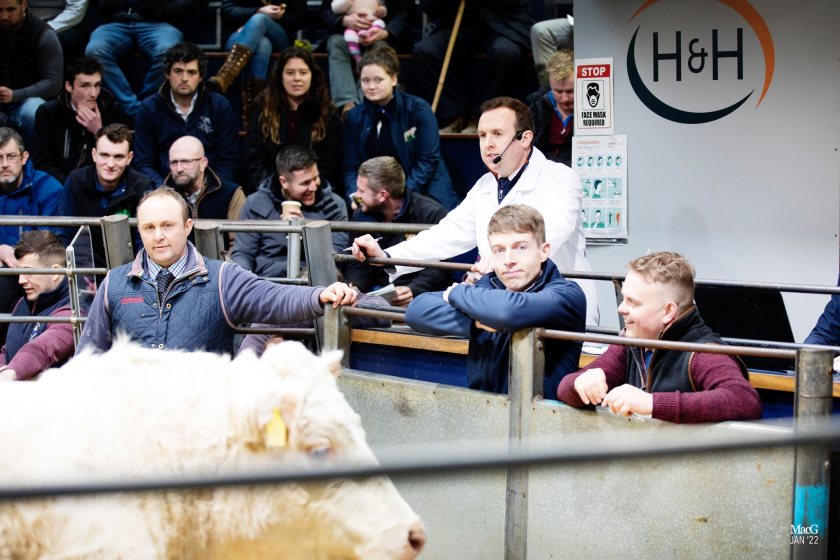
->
xmin=479 ymin=97 xmax=534 ymax=134
xmin=358 ymin=43 xmax=400 ymax=79
xmin=138 ymin=186 xmax=190 ymax=222
xmin=358 ymin=156 xmax=405 ymax=198
xmin=487 ymin=205 xmax=546 ymax=244
xmin=546 ymin=49 xmax=574 ymax=82
xmin=95 ymin=123 xmax=133 ymax=150
xmin=14 ymin=230 xmax=66 ymax=265
xmin=628 ymin=252 xmax=695 ymax=307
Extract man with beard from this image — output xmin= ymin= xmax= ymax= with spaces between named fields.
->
xmin=0 ymin=0 xmax=63 ymax=148
xmin=133 ymin=42 xmax=238 ymax=187
xmin=60 ymin=123 xmax=154 ymax=266
xmin=0 ymin=126 xmax=62 ymax=338
xmin=343 ymin=156 xmax=450 ymax=306
xmin=231 ymin=145 xmax=348 ymax=279
xmin=163 ymin=135 xmax=245 ymax=250
xmin=32 ymin=56 xmax=126 ymax=183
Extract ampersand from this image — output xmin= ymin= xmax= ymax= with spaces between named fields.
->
xmin=687 ymin=38 xmax=708 ymax=73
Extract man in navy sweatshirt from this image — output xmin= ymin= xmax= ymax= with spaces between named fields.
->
xmin=405 ymin=204 xmax=586 ymax=397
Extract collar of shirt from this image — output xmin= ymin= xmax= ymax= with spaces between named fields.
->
xmin=170 ymin=90 xmax=198 ymax=121
xmin=545 ymin=90 xmax=573 ymax=127
xmin=495 ymin=150 xmax=532 ymax=202
xmin=146 ymin=248 xmax=189 ymax=281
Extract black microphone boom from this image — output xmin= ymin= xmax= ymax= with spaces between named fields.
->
xmin=492 ymin=130 xmax=524 ymax=164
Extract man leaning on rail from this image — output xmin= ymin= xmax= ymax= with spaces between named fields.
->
xmin=76 ymin=186 xmax=357 ymax=354
xmin=556 ymin=252 xmax=763 ymax=423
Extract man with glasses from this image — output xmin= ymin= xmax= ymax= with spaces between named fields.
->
xmin=162 ymin=135 xmax=245 ymax=250
xmin=60 ymin=123 xmax=154 ymax=267
xmin=133 ymin=42 xmax=238 ymax=187
xmin=0 ymin=126 xmax=63 ymax=338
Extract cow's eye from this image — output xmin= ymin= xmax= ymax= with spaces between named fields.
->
xmin=308 ymin=447 xmax=331 ymax=459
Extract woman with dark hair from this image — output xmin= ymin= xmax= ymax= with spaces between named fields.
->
xmin=344 ymin=44 xmax=458 ymax=209
xmin=244 ymin=46 xmax=344 ymax=194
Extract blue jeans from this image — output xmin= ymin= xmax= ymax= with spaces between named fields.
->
xmin=0 ymin=97 xmax=45 ymax=150
xmin=326 ymin=34 xmax=361 ymax=107
xmin=85 ymin=22 xmax=183 ymax=118
xmin=225 ymin=14 xmax=291 ymax=80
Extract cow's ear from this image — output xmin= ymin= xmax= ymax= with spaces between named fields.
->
xmin=320 ymin=350 xmax=344 ymax=378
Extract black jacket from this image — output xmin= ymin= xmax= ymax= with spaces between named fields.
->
xmin=99 ymin=0 xmax=209 ymax=22
xmin=420 ymin=0 xmax=531 ymax=49
xmin=32 ymin=89 xmax=126 ymax=183
xmin=527 ymin=85 xmax=573 ymax=167
xmin=60 ymin=165 xmax=155 ymax=267
xmin=343 ymin=191 xmax=451 ymax=296
xmin=245 ymin=100 xmax=344 ymax=195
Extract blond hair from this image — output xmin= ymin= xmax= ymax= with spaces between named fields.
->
xmin=487 ymin=205 xmax=546 ymax=244
xmin=628 ymin=251 xmax=695 ymax=308
xmin=546 ymin=49 xmax=574 ymax=82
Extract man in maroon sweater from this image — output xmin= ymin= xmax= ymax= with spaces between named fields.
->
xmin=557 ymin=251 xmax=762 ymax=423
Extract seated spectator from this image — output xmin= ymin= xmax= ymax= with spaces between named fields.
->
xmin=408 ymin=0 xmax=531 ymax=133
xmin=245 ymin=46 xmax=342 ymax=194
xmin=0 ymin=0 xmax=63 ymax=149
xmin=84 ymin=0 xmax=205 ymax=119
xmin=405 ymin=205 xmax=586 ymax=396
xmin=0 ymin=127 xmax=63 ymax=338
xmin=76 ymin=186 xmax=358 ymax=354
xmin=530 ymin=15 xmax=573 ymax=86
xmin=0 ymin=231 xmax=74 ymax=381
xmin=527 ymin=49 xmax=574 ymax=167
xmin=208 ymin=0 xmax=307 ymax=114
xmin=32 ymin=56 xmax=126 ymax=183
xmin=344 ymin=156 xmax=450 ymax=306
xmin=804 ymin=274 xmax=840 ymax=369
xmin=162 ymin=135 xmax=245 ymax=249
xmin=29 ymin=0 xmax=102 ymax=62
xmin=351 ymin=96 xmax=599 ymax=325
xmin=557 ymin=251 xmax=763 ymax=423
xmin=331 ymin=0 xmax=386 ymax=64
xmin=319 ymin=0 xmax=414 ymax=117
xmin=60 ymin=123 xmax=154 ymax=267
xmin=231 ymin=145 xmax=348 ymax=278
xmin=344 ymin=45 xmax=458 ymax=210
xmin=133 ymin=42 xmax=238 ymax=187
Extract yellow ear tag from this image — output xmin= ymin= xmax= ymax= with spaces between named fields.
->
xmin=265 ymin=408 xmax=288 ymax=448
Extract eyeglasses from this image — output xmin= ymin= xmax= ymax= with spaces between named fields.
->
xmin=170 ymin=158 xmax=203 ymax=168
xmin=0 ymin=153 xmax=22 ymax=164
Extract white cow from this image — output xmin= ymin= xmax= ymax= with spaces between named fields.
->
xmin=0 ymin=340 xmax=426 ymax=559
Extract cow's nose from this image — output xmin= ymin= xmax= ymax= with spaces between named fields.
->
xmin=406 ymin=520 xmax=426 ymax=557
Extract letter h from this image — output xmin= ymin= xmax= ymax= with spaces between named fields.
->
xmin=653 ymin=31 xmax=681 ymax=82
xmin=712 ymin=28 xmax=743 ymax=80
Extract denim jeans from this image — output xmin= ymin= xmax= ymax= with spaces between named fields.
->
xmin=0 ymin=97 xmax=45 ymax=150
xmin=85 ymin=22 xmax=183 ymax=118
xmin=326 ymin=34 xmax=362 ymax=107
xmin=225 ymin=14 xmax=291 ymax=80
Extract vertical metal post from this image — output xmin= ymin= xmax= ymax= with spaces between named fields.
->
xmin=100 ymin=215 xmax=133 ymax=268
xmin=303 ymin=220 xmax=340 ymax=351
xmin=322 ymin=304 xmax=350 ymax=367
xmin=504 ymin=328 xmax=538 ymax=560
xmin=287 ymin=218 xmax=302 ymax=279
xmin=791 ymin=347 xmax=833 ymax=560
xmin=194 ymin=222 xmax=223 ymax=260
xmin=64 ymin=246 xmax=83 ymax=344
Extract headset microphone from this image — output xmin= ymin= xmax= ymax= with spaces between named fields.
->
xmin=492 ymin=130 xmax=524 ymax=164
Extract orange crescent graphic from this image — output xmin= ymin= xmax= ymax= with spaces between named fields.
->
xmin=629 ymin=0 xmax=774 ymax=107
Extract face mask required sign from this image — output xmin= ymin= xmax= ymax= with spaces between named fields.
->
xmin=575 ymin=58 xmax=615 ymax=135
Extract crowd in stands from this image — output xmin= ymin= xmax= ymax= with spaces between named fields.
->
xmin=5 ymin=1 xmax=837 ymax=428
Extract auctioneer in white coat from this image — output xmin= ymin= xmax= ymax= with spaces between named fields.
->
xmin=0 ymin=340 xmax=426 ymax=560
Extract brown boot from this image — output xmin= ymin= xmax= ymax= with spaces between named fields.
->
xmin=241 ymin=77 xmax=265 ymax=130
xmin=208 ymin=44 xmax=253 ymax=94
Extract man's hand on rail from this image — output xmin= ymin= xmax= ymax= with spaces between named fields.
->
xmin=602 ymin=384 xmax=653 ymax=417
xmin=351 ymin=235 xmax=387 ymax=263
xmin=573 ymin=368 xmax=609 ymax=405
xmin=319 ymin=282 xmax=358 ymax=308
xmin=0 ymin=244 xmax=17 ymax=268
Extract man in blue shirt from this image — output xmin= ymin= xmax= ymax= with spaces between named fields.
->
xmin=405 ymin=204 xmax=586 ymax=397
